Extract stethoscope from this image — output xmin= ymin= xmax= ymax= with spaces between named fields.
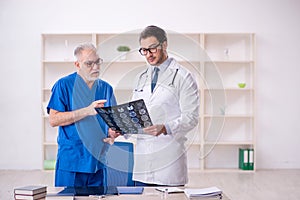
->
xmin=134 ymin=68 xmax=179 ymax=92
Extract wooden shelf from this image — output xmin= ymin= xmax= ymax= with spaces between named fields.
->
xmin=203 ymin=114 xmax=254 ymax=118
xmin=196 ymin=168 xmax=255 ymax=173
xmin=43 ymin=142 xmax=57 ymax=146
xmin=41 ymin=32 xmax=256 ymax=172
xmin=204 ymin=141 xmax=254 ymax=145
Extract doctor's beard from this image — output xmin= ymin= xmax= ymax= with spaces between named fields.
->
xmin=147 ymin=52 xmax=167 ymax=66
xmin=86 ymin=70 xmax=100 ymax=81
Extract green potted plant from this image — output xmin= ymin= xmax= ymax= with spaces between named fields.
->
xmin=117 ymin=45 xmax=131 ymax=52
xmin=117 ymin=45 xmax=131 ymax=60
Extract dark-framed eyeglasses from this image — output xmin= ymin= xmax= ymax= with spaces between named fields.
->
xmin=83 ymin=58 xmax=103 ymax=68
xmin=139 ymin=43 xmax=161 ymax=56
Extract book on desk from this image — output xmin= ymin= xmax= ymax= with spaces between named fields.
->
xmin=14 ymin=185 xmax=47 ymax=200
xmin=15 ymin=192 xmax=47 ymax=200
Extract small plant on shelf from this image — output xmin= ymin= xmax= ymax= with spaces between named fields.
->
xmin=117 ymin=46 xmax=130 ymax=60
xmin=117 ymin=45 xmax=131 ymax=52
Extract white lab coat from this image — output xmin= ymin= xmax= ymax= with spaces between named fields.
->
xmin=132 ymin=58 xmax=199 ymax=185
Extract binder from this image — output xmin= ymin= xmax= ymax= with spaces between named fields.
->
xmin=117 ymin=187 xmax=144 ymax=194
xmin=239 ymin=148 xmax=249 ymax=170
xmin=248 ymin=148 xmax=254 ymax=170
xmin=239 ymin=148 xmax=254 ymax=170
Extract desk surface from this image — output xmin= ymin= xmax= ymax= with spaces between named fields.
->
xmin=46 ymin=187 xmax=230 ymax=200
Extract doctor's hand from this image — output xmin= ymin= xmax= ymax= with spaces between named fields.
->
xmin=86 ymin=99 xmax=107 ymax=116
xmin=67 ymin=99 xmax=107 ymax=126
xmin=143 ymin=124 xmax=167 ymax=136
xmin=108 ymin=128 xmax=121 ymax=139
xmin=103 ymin=128 xmax=121 ymax=145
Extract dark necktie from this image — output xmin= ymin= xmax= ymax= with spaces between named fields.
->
xmin=151 ymin=67 xmax=159 ymax=92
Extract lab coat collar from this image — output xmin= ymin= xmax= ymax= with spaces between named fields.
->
xmin=148 ymin=58 xmax=179 ymax=94
xmin=151 ymin=57 xmax=172 ymax=73
xmin=158 ymin=58 xmax=178 ymax=80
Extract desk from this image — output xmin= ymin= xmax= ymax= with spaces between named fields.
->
xmin=46 ymin=187 xmax=230 ymax=200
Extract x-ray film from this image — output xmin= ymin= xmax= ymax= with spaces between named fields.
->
xmin=95 ymin=99 xmax=152 ymax=134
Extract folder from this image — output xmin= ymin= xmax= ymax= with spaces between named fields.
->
xmin=239 ymin=148 xmax=254 ymax=170
xmin=248 ymin=148 xmax=254 ymax=170
xmin=57 ymin=186 xmax=118 ymax=196
xmin=184 ymin=187 xmax=222 ymax=198
xmin=239 ymin=148 xmax=249 ymax=170
xmin=117 ymin=187 xmax=144 ymax=194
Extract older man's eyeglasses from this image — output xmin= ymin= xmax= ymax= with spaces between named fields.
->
xmin=83 ymin=58 xmax=103 ymax=68
xmin=139 ymin=43 xmax=161 ymax=56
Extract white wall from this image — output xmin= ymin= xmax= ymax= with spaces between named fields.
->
xmin=0 ymin=0 xmax=299 ymax=169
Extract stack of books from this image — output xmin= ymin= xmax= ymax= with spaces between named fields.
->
xmin=14 ymin=185 xmax=47 ymax=200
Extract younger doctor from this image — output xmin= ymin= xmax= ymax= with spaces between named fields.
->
xmin=132 ymin=25 xmax=200 ymax=186
xmin=47 ymin=43 xmax=119 ymax=187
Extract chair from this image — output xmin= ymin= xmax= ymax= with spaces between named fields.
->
xmin=106 ymin=141 xmax=135 ymax=186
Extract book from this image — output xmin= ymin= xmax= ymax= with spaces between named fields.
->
xmin=15 ymin=192 xmax=46 ymax=200
xmin=14 ymin=185 xmax=47 ymax=196
xmin=184 ymin=187 xmax=222 ymax=198
xmin=155 ymin=187 xmax=184 ymax=193
xmin=117 ymin=186 xmax=144 ymax=194
xmin=95 ymin=99 xmax=153 ymax=134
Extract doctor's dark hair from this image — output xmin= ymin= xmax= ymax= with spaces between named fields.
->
xmin=139 ymin=25 xmax=167 ymax=44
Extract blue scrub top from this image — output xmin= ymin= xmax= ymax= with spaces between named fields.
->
xmin=47 ymin=72 xmax=117 ymax=173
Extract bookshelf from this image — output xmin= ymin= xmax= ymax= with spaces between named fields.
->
xmin=41 ymin=32 xmax=256 ymax=171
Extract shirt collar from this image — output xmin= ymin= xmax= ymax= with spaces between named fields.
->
xmin=151 ymin=57 xmax=172 ymax=73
